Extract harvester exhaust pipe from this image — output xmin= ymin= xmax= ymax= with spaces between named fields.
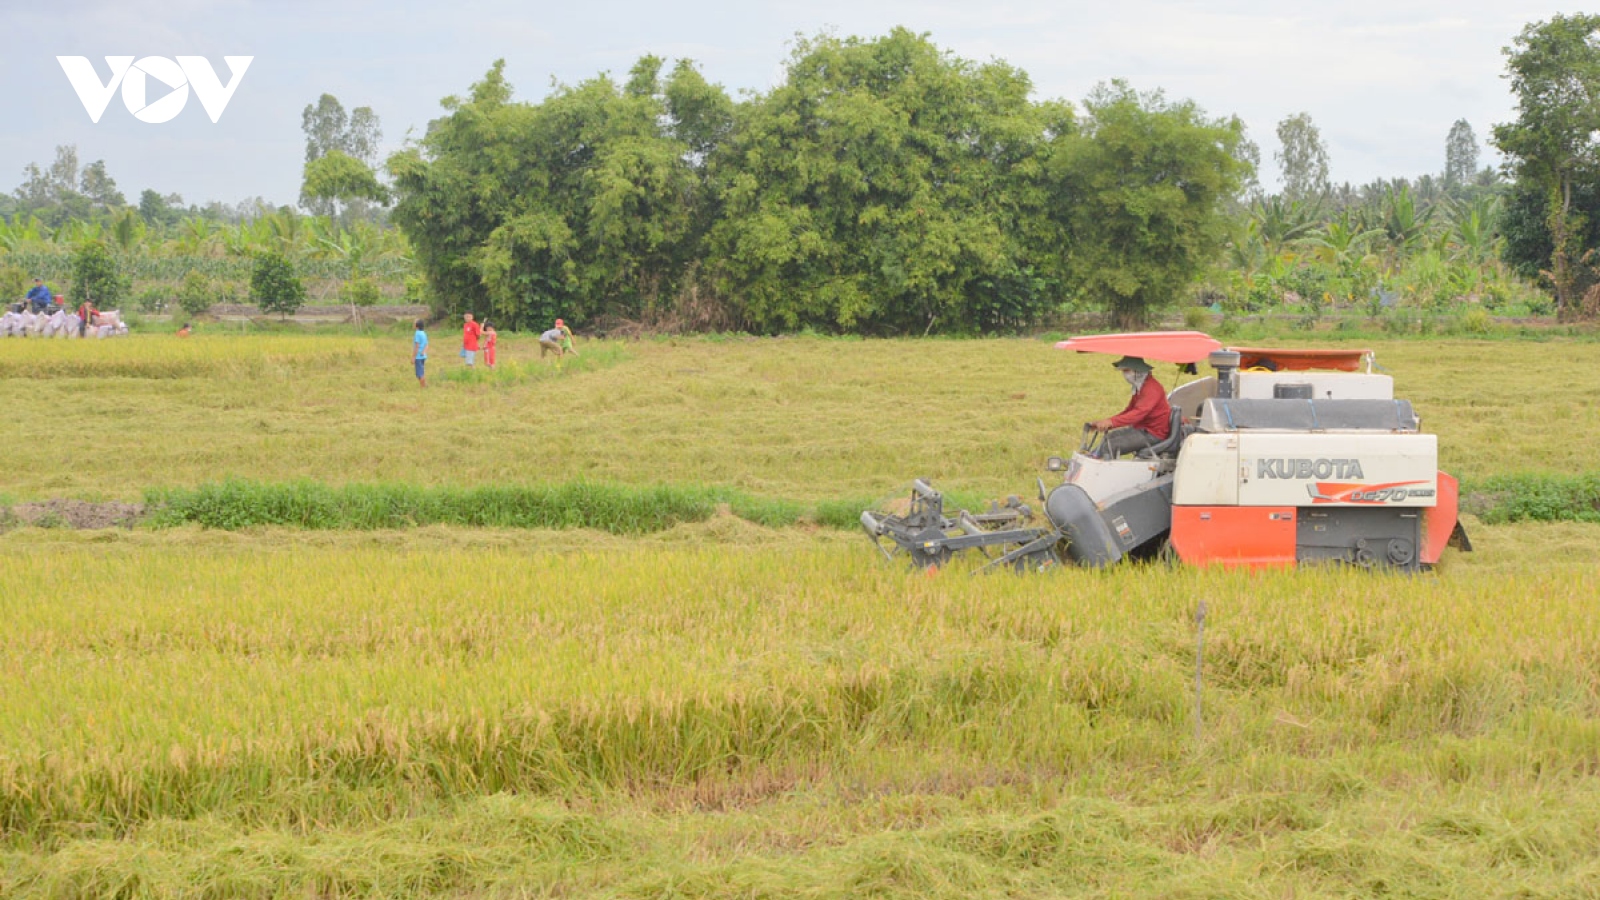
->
xmin=1209 ymin=349 xmax=1241 ymax=400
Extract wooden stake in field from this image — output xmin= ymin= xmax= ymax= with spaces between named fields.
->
xmin=1194 ymin=600 xmax=1207 ymax=747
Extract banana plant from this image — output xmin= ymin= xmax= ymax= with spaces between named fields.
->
xmin=174 ymin=217 xmax=221 ymax=257
xmin=266 ymin=210 xmax=307 ymax=256
xmin=1307 ymin=211 xmax=1383 ymax=271
xmin=1250 ymin=195 xmax=1322 ymax=259
xmin=52 ymin=219 xmax=104 ymax=245
xmin=110 ymin=208 xmax=145 ymax=253
xmin=1445 ymin=196 xmax=1503 ymax=267
xmin=0 ymin=215 xmax=47 ymax=251
xmin=1380 ymin=185 xmax=1436 ymax=263
xmin=219 ymin=222 xmax=257 ymax=258
xmin=315 ymin=228 xmax=370 ymax=278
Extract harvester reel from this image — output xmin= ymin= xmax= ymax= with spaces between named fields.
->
xmin=862 ymin=480 xmax=1055 ymax=572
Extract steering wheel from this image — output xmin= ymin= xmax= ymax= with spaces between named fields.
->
xmin=1078 ymin=423 xmax=1106 ymax=457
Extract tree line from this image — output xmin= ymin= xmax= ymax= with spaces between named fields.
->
xmin=1209 ymin=114 xmax=1523 ymax=320
xmin=1206 ymin=14 xmax=1600 ymax=325
xmin=7 ymin=18 xmax=1600 ymax=330
xmin=388 ymin=29 xmax=1247 ymax=334
xmin=389 ymin=20 xmax=1600 ymax=332
xmin=0 ymin=93 xmax=406 ymax=318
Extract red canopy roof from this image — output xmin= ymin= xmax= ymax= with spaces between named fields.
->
xmin=1230 ymin=347 xmax=1371 ymax=372
xmin=1054 ymin=331 xmax=1222 ymax=364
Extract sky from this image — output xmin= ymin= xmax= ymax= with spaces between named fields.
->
xmin=0 ymin=0 xmax=1567 ymax=211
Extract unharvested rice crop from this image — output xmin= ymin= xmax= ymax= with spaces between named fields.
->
xmin=1 ymin=523 xmax=1598 ymax=896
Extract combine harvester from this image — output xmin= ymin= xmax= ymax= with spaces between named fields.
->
xmin=861 ymin=331 xmax=1471 ymax=572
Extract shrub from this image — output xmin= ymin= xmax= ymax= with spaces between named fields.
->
xmin=1279 ymin=265 xmax=1331 ymax=306
xmin=1480 ymin=280 xmax=1514 ymax=311
xmin=1380 ymin=308 xmax=1414 ymax=335
xmin=177 ymin=271 xmax=215 ymax=318
xmin=1182 ymin=306 xmax=1214 ymax=330
xmin=135 ymin=286 xmax=167 ymax=313
xmin=0 ymin=264 xmax=29 ymax=303
xmin=71 ymin=240 xmax=129 ymax=307
xmin=251 ymin=252 xmax=306 ymax=319
xmin=1458 ymin=307 xmax=1492 ymax=335
xmin=403 ymin=274 xmax=431 ymax=306
xmin=341 ymin=276 xmax=382 ymax=308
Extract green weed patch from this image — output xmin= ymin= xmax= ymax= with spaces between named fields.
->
xmin=144 ymin=479 xmax=876 ymax=533
xmin=1463 ymin=473 xmax=1600 ymax=524
xmin=100 ymin=472 xmax=1600 ymax=533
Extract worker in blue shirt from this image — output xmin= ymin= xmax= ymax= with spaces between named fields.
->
xmin=26 ymin=278 xmax=54 ymax=312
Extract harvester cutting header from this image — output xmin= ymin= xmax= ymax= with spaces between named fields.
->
xmin=862 ymin=331 xmax=1471 ymax=572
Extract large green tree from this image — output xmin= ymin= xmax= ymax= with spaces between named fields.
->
xmin=302 ymin=150 xmax=389 ymax=213
xmin=301 ymin=94 xmax=384 ymax=219
xmin=1500 ymin=178 xmax=1600 ymax=292
xmin=137 ymin=189 xmax=184 ymax=227
xmin=1492 ymin=13 xmax=1600 ymax=318
xmin=78 ymin=160 xmax=124 ymax=212
xmin=1275 ymin=112 xmax=1330 ymax=204
xmin=704 ymin=28 xmax=1071 ymax=334
xmin=1052 ymin=81 xmax=1247 ymax=329
xmin=1444 ymin=119 xmax=1480 ymax=190
xmin=14 ymin=145 xmax=100 ymax=228
xmin=389 ymin=58 xmax=713 ymax=329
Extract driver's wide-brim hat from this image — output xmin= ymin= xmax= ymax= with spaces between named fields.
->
xmin=1110 ymin=355 xmax=1152 ymax=373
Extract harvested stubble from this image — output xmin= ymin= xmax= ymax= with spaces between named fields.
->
xmin=4 ymin=334 xmax=1599 ymax=503
xmin=2 ymin=522 xmax=1599 ymax=896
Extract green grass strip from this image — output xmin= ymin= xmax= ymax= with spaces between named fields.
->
xmin=1461 ymin=473 xmax=1600 ymax=524
xmin=143 ymin=479 xmax=879 ymax=533
xmin=125 ymin=473 xmax=1600 ymax=533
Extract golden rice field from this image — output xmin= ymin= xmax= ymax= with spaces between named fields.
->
xmin=2 ymin=331 xmax=1600 ymax=897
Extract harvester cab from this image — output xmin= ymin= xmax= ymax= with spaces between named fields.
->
xmin=862 ymin=331 xmax=1471 ymax=572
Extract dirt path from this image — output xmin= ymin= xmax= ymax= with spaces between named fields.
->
xmin=208 ymin=303 xmax=429 ymax=324
xmin=3 ymin=500 xmax=145 ymax=530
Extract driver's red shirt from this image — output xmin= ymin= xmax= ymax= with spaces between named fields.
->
xmin=1107 ymin=375 xmax=1171 ymax=438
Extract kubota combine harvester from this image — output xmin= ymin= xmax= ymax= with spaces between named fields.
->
xmin=861 ymin=331 xmax=1471 ymax=572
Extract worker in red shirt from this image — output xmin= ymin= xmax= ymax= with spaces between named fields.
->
xmin=460 ymin=312 xmax=482 ymax=366
xmin=1089 ymin=356 xmax=1170 ymax=458
xmin=77 ymin=298 xmax=97 ymax=338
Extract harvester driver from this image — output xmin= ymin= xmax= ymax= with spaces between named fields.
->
xmin=1088 ymin=356 xmax=1170 ymax=458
